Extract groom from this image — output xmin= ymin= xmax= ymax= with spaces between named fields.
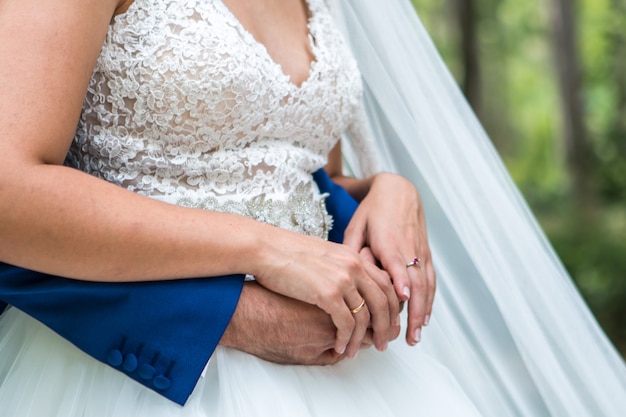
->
xmin=0 ymin=169 xmax=357 ymax=406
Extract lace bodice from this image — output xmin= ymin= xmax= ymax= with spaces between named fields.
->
xmin=65 ymin=0 xmax=363 ymax=236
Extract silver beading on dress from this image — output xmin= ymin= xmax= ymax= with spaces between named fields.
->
xmin=176 ymin=182 xmax=333 ymax=239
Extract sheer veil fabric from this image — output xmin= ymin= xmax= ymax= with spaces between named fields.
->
xmin=333 ymin=0 xmax=626 ymax=415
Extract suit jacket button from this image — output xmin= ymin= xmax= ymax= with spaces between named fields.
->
xmin=153 ymin=375 xmax=171 ymax=391
xmin=122 ymin=353 xmax=138 ymax=372
xmin=106 ymin=349 xmax=123 ymax=367
xmin=138 ymin=364 xmax=156 ymax=380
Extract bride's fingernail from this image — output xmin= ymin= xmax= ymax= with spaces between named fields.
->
xmin=414 ymin=327 xmax=422 ymax=343
xmin=402 ymin=286 xmax=411 ymax=299
xmin=424 ymin=314 xmax=431 ymax=326
xmin=348 ymin=349 xmax=359 ymax=359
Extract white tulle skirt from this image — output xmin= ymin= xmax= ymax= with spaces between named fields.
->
xmin=0 ymin=307 xmax=484 ymax=417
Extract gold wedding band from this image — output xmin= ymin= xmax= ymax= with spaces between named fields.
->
xmin=406 ymin=257 xmax=422 ymax=269
xmin=350 ymin=298 xmax=366 ymax=314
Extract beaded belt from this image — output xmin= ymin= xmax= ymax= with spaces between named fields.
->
xmin=174 ymin=182 xmax=332 ymax=239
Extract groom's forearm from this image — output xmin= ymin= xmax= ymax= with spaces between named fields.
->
xmin=220 ymin=281 xmax=346 ymax=366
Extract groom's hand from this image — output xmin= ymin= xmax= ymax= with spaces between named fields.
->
xmin=220 ymin=281 xmax=387 ymax=365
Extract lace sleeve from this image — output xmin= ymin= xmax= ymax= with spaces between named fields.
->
xmin=327 ymin=0 xmax=380 ymax=178
xmin=343 ymin=97 xmax=381 ymax=178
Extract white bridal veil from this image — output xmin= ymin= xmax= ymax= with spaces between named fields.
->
xmin=332 ymin=0 xmax=626 ymax=416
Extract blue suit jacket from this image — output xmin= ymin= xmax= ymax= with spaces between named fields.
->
xmin=0 ymin=169 xmax=357 ymax=405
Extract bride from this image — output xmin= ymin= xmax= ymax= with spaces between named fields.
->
xmin=0 ymin=0 xmax=625 ymax=416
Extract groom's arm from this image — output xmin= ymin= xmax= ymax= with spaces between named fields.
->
xmin=313 ymin=168 xmax=359 ymax=244
xmin=0 ymin=263 xmax=244 ymax=405
xmin=0 ymin=169 xmax=357 ymax=405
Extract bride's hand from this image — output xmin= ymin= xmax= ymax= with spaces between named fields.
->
xmin=343 ymin=173 xmax=436 ymax=346
xmin=252 ymin=232 xmax=398 ymax=359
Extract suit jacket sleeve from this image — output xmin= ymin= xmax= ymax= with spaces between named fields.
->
xmin=0 ymin=169 xmax=357 ymax=405
xmin=0 ymin=263 xmax=244 ymax=405
xmin=313 ymin=168 xmax=359 ymax=244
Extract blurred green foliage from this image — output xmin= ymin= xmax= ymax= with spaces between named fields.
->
xmin=412 ymin=0 xmax=626 ymax=355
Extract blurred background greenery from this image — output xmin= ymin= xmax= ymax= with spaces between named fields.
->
xmin=411 ymin=0 xmax=626 ymax=355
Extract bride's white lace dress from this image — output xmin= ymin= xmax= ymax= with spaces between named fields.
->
xmin=0 ymin=0 xmax=485 ymax=415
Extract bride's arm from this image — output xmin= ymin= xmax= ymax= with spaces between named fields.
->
xmin=0 ymin=0 xmax=268 ymax=283
xmin=325 ymin=142 xmax=436 ymax=346
xmin=0 ymin=0 xmax=232 ymax=282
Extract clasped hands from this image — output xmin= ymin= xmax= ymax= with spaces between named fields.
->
xmin=220 ymin=173 xmax=436 ymax=365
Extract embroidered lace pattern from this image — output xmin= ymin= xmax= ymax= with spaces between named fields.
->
xmin=65 ymin=0 xmax=363 ymax=236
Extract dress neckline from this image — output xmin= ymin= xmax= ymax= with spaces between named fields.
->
xmin=215 ymin=0 xmax=320 ymax=91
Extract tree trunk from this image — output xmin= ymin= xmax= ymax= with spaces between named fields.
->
xmin=610 ymin=0 xmax=626 ymax=142
xmin=455 ymin=0 xmax=482 ymax=118
xmin=549 ymin=0 xmax=596 ymax=208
